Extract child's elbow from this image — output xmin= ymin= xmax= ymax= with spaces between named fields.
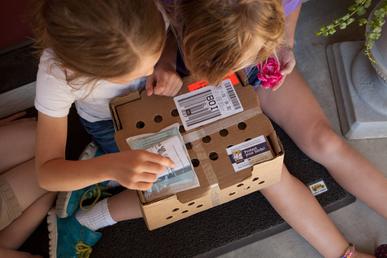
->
xmin=36 ymin=165 xmax=55 ymax=191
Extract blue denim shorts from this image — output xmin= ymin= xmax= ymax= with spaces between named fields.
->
xmin=80 ymin=118 xmax=119 ymax=154
xmin=245 ymin=65 xmax=262 ymax=88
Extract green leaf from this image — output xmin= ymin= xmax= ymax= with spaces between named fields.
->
xmin=347 ymin=17 xmax=355 ymax=25
xmin=357 ymin=7 xmax=367 ymax=16
xmin=340 ymin=23 xmax=347 ymax=29
xmin=369 ymin=32 xmax=379 ymax=40
xmin=373 ymin=27 xmax=382 ymax=33
xmin=343 ymin=14 xmax=351 ymax=20
xmin=328 ymin=28 xmax=337 ymax=34
xmin=358 ymin=18 xmax=368 ymax=25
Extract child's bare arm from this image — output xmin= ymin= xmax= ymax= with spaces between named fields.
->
xmin=274 ymin=4 xmax=302 ymax=90
xmin=35 ymin=112 xmax=174 ymax=191
xmin=284 ymin=4 xmax=301 ymax=48
xmin=146 ymin=30 xmax=183 ymax=97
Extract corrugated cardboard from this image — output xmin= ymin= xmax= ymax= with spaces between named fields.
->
xmin=111 ymin=75 xmax=284 ymax=230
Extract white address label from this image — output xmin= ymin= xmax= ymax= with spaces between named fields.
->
xmin=174 ymin=79 xmax=243 ymax=131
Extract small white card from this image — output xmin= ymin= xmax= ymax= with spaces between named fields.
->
xmin=146 ymin=135 xmax=190 ymax=178
xmin=174 ymin=79 xmax=243 ymax=130
xmin=226 ymin=136 xmax=271 ymax=172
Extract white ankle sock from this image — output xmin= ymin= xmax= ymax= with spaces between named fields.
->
xmin=75 ymin=198 xmax=116 ymax=231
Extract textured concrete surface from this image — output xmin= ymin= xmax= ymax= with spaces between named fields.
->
xmin=327 ymin=42 xmax=387 ymax=139
xmin=219 ymin=0 xmax=387 ymax=257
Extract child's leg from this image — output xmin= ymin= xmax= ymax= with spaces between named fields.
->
xmin=0 ymin=247 xmax=42 ymax=258
xmin=0 ymin=119 xmax=36 ymax=173
xmin=106 ymin=189 xmax=142 ymax=221
xmin=74 ymin=189 xmax=141 ymax=231
xmin=76 ymin=171 xmax=374 ymax=257
xmin=0 ymin=160 xmax=46 ymax=211
xmin=48 ymin=190 xmax=141 ymax=257
xmin=261 ymin=165 xmax=349 ymax=258
xmin=0 ymin=192 xmax=56 ymax=250
xmin=258 ymin=69 xmax=387 ymax=217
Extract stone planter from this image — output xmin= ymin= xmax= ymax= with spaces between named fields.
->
xmin=327 ymin=1 xmax=387 ymax=139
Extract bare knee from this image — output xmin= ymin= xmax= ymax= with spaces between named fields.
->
xmin=302 ymin=121 xmax=345 ymax=162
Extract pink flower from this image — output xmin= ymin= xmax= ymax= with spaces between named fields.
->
xmin=257 ymin=57 xmax=283 ymax=89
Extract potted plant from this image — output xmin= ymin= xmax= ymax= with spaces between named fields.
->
xmin=318 ymin=0 xmax=387 ymax=64
xmin=320 ymin=0 xmax=387 ymax=139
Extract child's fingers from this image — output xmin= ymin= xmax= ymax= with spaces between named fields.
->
xmin=138 ymin=161 xmax=166 ymax=175
xmin=280 ymin=62 xmax=293 ymax=76
xmin=137 ymin=150 xmax=176 ymax=168
xmin=132 ymin=171 xmax=158 ymax=183
xmin=133 ymin=182 xmax=153 ymax=191
xmin=145 ymin=76 xmax=155 ymax=96
xmin=272 ymin=77 xmax=286 ymax=91
xmin=280 ymin=55 xmax=296 ymax=76
xmin=169 ymin=77 xmax=183 ymax=96
xmin=154 ymin=84 xmax=167 ymax=95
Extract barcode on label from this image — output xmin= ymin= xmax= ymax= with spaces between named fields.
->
xmin=174 ymin=79 xmax=244 ymax=130
xmin=177 ymin=90 xmax=221 ymax=127
xmin=223 ymin=79 xmax=242 ymax=110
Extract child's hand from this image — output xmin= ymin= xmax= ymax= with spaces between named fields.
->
xmin=102 ymin=150 xmax=175 ymax=191
xmin=146 ymin=63 xmax=183 ymax=97
xmin=272 ymin=45 xmax=296 ymax=91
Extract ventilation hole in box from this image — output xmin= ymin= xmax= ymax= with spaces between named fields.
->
xmin=179 ymin=125 xmax=186 ymax=133
xmin=171 ymin=109 xmax=179 ymax=117
xmin=219 ymin=129 xmax=229 ymax=137
xmin=196 ymin=204 xmax=203 ymax=208
xmin=258 ymin=181 xmax=265 ymax=185
xmin=191 ymin=159 xmax=200 ymax=167
xmin=202 ymin=136 xmax=211 ymax=143
xmin=185 ymin=142 xmax=192 ymax=150
xmin=238 ymin=122 xmax=247 ymax=130
xmin=252 ymin=177 xmax=259 ymax=182
xmin=136 ymin=121 xmax=145 ymax=129
xmin=227 ymin=145 xmax=234 ymax=148
xmin=166 ymin=216 xmax=173 ymax=220
xmin=245 ymin=138 xmax=252 ymax=142
xmin=237 ymin=183 xmax=244 ymax=187
xmin=154 ymin=115 xmax=163 ymax=123
xmin=182 ymin=210 xmax=189 ymax=214
xmin=172 ymin=208 xmax=179 ymax=212
xmin=229 ymin=192 xmax=236 ymax=196
xmin=245 ymin=186 xmax=251 ymax=190
xmin=209 ymin=152 xmax=218 ymax=161
xmin=188 ymin=202 xmax=195 ymax=206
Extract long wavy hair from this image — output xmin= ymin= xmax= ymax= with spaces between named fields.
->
xmin=162 ymin=0 xmax=285 ymax=83
xmin=32 ymin=0 xmax=166 ymax=87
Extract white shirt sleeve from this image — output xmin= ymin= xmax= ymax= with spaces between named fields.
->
xmin=34 ymin=50 xmax=76 ymax=118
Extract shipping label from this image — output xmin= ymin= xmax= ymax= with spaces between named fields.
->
xmin=174 ymin=79 xmax=243 ymax=130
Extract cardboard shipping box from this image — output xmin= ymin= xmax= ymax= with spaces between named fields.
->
xmin=110 ymin=74 xmax=284 ymax=230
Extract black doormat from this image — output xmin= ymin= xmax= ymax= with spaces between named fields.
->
xmin=19 ymin=108 xmax=355 ymax=258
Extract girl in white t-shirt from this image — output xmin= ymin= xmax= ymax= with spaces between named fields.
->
xmin=32 ymin=0 xmax=181 ymax=257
